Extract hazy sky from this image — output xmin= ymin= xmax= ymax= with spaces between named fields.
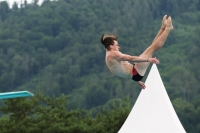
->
xmin=0 ymin=0 xmax=43 ymax=7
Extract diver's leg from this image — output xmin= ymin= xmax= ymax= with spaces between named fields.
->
xmin=135 ymin=16 xmax=174 ymax=75
xmin=152 ymin=15 xmax=167 ymax=43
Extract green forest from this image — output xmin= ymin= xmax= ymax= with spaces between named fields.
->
xmin=0 ymin=0 xmax=200 ymax=132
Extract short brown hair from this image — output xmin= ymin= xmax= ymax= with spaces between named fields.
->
xmin=101 ymin=34 xmax=118 ymax=50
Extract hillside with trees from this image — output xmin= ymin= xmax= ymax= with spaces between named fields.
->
xmin=0 ymin=0 xmax=200 ymax=132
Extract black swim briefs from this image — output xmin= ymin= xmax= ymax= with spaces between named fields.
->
xmin=132 ymin=66 xmax=144 ymax=81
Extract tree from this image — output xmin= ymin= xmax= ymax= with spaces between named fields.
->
xmin=0 ymin=1 xmax=10 ymax=21
xmin=0 ymin=93 xmax=131 ymax=133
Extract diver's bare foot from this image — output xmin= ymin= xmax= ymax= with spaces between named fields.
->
xmin=166 ymin=16 xmax=174 ymax=31
xmin=138 ymin=81 xmax=146 ymax=89
xmin=161 ymin=15 xmax=167 ymax=29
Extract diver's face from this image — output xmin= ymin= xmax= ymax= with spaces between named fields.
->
xmin=110 ymin=40 xmax=120 ymax=51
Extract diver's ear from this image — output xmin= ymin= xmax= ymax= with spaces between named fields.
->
xmin=110 ymin=44 xmax=113 ymax=49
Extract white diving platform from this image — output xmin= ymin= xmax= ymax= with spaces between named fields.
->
xmin=0 ymin=91 xmax=34 ymax=100
xmin=118 ymin=64 xmax=186 ymax=133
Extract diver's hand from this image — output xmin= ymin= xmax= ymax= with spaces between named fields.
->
xmin=148 ymin=57 xmax=160 ymax=64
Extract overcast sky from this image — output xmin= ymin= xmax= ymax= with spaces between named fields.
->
xmin=0 ymin=0 xmax=43 ymax=7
